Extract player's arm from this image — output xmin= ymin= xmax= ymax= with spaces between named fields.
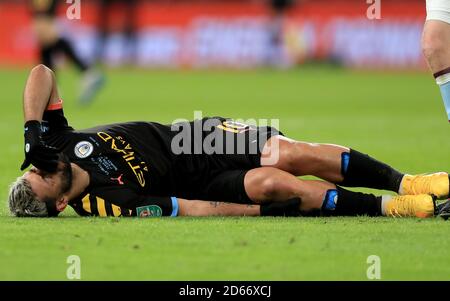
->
xmin=20 ymin=64 xmax=61 ymax=172
xmin=129 ymin=196 xmax=300 ymax=217
xmin=86 ymin=189 xmax=300 ymax=217
xmin=177 ymin=199 xmax=260 ymax=216
xmin=92 ymin=195 xmax=262 ymax=217
xmin=177 ymin=198 xmax=301 ymax=217
xmin=23 ymin=64 xmax=61 ymax=122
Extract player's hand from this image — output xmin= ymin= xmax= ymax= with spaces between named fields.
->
xmin=260 ymin=198 xmax=301 ymax=217
xmin=20 ymin=120 xmax=59 ymax=172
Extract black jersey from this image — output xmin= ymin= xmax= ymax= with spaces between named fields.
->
xmin=31 ymin=0 xmax=58 ymax=16
xmin=40 ymin=104 xmax=281 ymax=218
xmin=41 ymin=108 xmax=179 ymax=217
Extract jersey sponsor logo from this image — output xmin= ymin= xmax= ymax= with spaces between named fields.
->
xmin=97 ymin=131 xmax=148 ymax=187
xmin=74 ymin=141 xmax=94 ymax=159
xmin=111 ymin=174 xmax=124 ymax=185
xmin=136 ymin=205 xmax=162 ymax=218
xmin=217 ymin=120 xmax=252 ymax=134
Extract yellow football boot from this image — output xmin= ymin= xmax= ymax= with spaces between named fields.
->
xmin=384 ymin=194 xmax=436 ymax=218
xmin=400 ymin=173 xmax=449 ymax=199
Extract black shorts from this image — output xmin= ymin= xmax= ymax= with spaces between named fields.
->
xmin=31 ymin=0 xmax=58 ymax=17
xmin=171 ymin=117 xmax=283 ymax=203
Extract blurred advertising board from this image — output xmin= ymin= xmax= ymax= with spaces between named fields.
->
xmin=0 ymin=0 xmax=426 ymax=69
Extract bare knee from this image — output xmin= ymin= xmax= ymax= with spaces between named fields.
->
xmin=277 ymin=141 xmax=321 ymax=174
xmin=259 ymin=175 xmax=281 ymax=200
xmin=422 ymin=22 xmax=450 ymax=70
xmin=252 ymin=168 xmax=283 ymax=199
xmin=422 ymin=33 xmax=446 ymax=62
xmin=244 ymin=167 xmax=293 ymax=202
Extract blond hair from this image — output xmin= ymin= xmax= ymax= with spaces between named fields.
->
xmin=8 ymin=176 xmax=48 ymax=217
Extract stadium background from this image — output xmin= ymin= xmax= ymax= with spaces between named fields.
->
xmin=0 ymin=0 xmax=427 ymax=68
xmin=1 ymin=0 xmax=450 ymax=280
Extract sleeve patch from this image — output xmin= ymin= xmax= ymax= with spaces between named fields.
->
xmin=46 ymin=99 xmax=63 ymax=111
xmin=136 ymin=205 xmax=163 ymax=218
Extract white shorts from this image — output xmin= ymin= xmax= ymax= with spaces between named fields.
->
xmin=426 ymin=0 xmax=450 ymax=24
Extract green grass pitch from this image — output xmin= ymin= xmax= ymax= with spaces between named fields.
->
xmin=0 ymin=66 xmax=449 ymax=280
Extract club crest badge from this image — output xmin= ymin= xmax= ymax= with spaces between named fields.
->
xmin=136 ymin=205 xmax=162 ymax=218
xmin=74 ymin=141 xmax=94 ymax=159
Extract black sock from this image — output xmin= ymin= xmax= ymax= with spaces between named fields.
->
xmin=322 ymin=187 xmax=382 ymax=216
xmin=40 ymin=44 xmax=54 ymax=71
xmin=54 ymin=38 xmax=89 ymax=72
xmin=340 ymin=149 xmax=404 ymax=192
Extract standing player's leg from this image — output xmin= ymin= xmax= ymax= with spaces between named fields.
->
xmin=33 ymin=16 xmax=58 ymax=71
xmin=422 ymin=0 xmax=450 ymax=121
xmin=33 ymin=15 xmax=89 ymax=72
xmin=261 ymin=135 xmax=449 ymax=198
xmin=32 ymin=5 xmax=104 ymax=105
xmin=244 ymin=167 xmax=436 ymax=218
xmin=52 ymin=35 xmax=104 ymax=104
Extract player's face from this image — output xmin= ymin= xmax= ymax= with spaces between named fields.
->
xmin=23 ymin=158 xmax=73 ymax=203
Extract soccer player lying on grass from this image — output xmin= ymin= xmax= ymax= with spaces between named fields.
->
xmin=8 ymin=65 xmax=450 ymax=218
